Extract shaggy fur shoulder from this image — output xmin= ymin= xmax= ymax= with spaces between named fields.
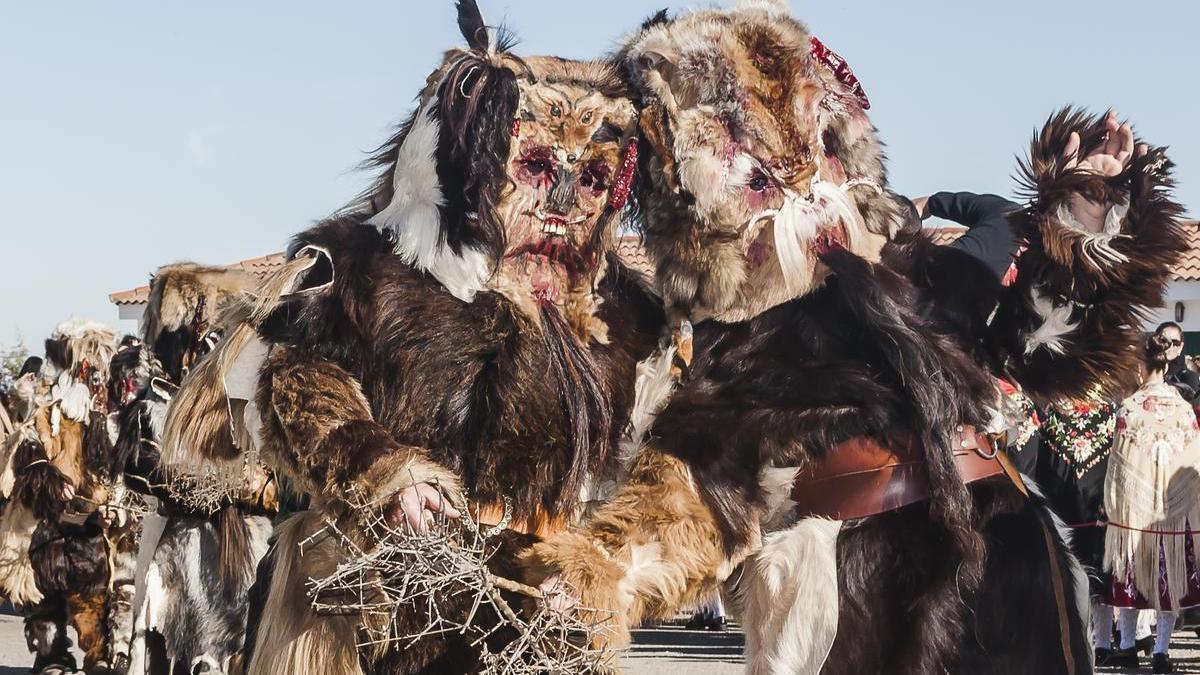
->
xmin=650 ymin=249 xmax=993 ymax=553
xmin=255 ymin=217 xmax=662 ymax=521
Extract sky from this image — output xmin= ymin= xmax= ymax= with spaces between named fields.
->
xmin=1 ymin=0 xmax=1196 ymax=348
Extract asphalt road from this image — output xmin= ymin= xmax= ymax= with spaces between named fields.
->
xmin=0 ymin=609 xmax=1196 ymax=674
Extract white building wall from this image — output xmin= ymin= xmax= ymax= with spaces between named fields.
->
xmin=1142 ymin=280 xmax=1200 ymax=332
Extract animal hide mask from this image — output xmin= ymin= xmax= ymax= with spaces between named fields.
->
xmin=363 ymin=0 xmax=640 ymax=310
xmin=621 ymin=0 xmax=910 ymax=321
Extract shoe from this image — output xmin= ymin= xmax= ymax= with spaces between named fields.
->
xmin=684 ymin=614 xmax=706 ymax=630
xmin=1106 ymin=647 xmax=1140 ymax=669
xmin=1094 ymin=647 xmax=1110 ymax=665
xmin=1138 ymin=634 xmax=1155 ymax=655
xmin=1153 ymin=652 xmax=1174 ymax=673
xmin=705 ymin=616 xmax=728 ymax=632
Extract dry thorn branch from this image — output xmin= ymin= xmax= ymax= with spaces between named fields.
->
xmin=301 ymin=483 xmax=613 ymax=674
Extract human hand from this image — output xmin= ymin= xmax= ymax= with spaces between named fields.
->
xmin=538 ymin=573 xmax=579 ymax=613
xmin=1063 ymin=110 xmax=1148 ymax=233
xmin=385 ymin=482 xmax=461 ymax=533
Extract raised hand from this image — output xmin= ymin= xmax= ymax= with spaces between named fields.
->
xmin=1063 ymin=110 xmax=1148 ymax=233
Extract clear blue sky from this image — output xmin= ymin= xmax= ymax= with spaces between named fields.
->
xmin=2 ymin=1 xmax=1195 ymax=348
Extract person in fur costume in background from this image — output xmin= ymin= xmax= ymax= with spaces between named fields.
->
xmin=523 ymin=2 xmax=1188 ymax=674
xmin=0 ymin=320 xmax=124 ymax=674
xmin=107 ymin=262 xmax=277 ymax=675
xmin=1102 ymin=328 xmax=1200 ymax=673
xmin=160 ymin=2 xmax=661 ymax=673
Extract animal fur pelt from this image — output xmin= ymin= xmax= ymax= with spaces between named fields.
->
xmin=141 ymin=262 xmax=257 ymax=382
xmin=0 ymin=500 xmax=43 ymax=605
xmin=525 ymin=4 xmax=1183 ymax=674
xmin=220 ymin=2 xmax=668 ymax=671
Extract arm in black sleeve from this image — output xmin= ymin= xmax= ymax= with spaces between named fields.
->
xmin=927 ymin=191 xmax=1020 ymax=280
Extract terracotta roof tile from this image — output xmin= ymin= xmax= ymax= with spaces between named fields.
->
xmin=1173 ymin=221 xmax=1200 ymax=281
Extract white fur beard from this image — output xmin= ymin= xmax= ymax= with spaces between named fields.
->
xmin=768 ymin=179 xmax=866 ymax=292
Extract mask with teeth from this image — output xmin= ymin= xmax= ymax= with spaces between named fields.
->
xmin=621 ymin=1 xmax=911 ymax=322
xmin=493 ymin=58 xmax=638 ymax=309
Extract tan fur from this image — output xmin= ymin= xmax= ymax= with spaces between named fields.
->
xmin=34 ymin=406 xmax=85 ymax=487
xmin=49 ymin=319 xmax=120 ymax=378
xmin=161 ymin=252 xmax=332 ymax=491
xmin=523 ymin=448 xmax=746 ymax=647
xmin=0 ymin=501 xmax=43 ymax=605
xmin=141 ymin=263 xmax=257 ymax=346
xmin=257 ymin=348 xmax=463 ymax=512
xmin=248 ymin=511 xmax=364 ymax=675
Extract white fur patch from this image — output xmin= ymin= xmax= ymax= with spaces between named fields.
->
xmin=53 ymin=372 xmax=91 ymax=422
xmin=1053 ymin=202 xmax=1131 ymax=269
xmin=1024 ymin=287 xmax=1078 ymax=356
xmin=368 ymin=97 xmax=490 ymax=302
xmin=623 ymin=347 xmax=678 ymax=464
xmin=741 ymin=518 xmax=842 ymax=675
xmin=766 ymin=179 xmax=865 ymax=293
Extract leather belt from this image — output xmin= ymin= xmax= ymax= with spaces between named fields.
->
xmin=790 ymin=426 xmax=1006 ymax=521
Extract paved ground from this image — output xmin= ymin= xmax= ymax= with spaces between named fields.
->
xmin=0 ymin=608 xmax=1197 ymax=674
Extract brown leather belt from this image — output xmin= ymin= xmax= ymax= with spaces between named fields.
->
xmin=790 ymin=426 xmax=1005 ymax=521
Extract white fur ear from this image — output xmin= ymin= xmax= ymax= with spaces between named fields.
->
xmin=367 ymin=97 xmax=490 ymax=303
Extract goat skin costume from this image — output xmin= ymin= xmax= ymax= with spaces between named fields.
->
xmin=109 ymin=263 xmax=276 ymax=675
xmin=522 ymin=2 xmax=1189 ymax=674
xmin=0 ymin=320 xmax=126 ymax=674
xmin=161 ymin=3 xmax=661 ymax=673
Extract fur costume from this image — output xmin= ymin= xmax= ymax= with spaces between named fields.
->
xmin=523 ymin=3 xmax=1188 ymax=674
xmin=2 ymin=319 xmax=123 ymax=674
xmin=108 ymin=263 xmax=276 ymax=675
xmin=159 ymin=3 xmax=661 ymax=673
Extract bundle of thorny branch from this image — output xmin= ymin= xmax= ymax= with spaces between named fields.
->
xmin=303 ymin=488 xmax=614 ymax=674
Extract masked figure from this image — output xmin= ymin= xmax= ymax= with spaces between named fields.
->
xmin=160 ymin=2 xmax=659 ymax=673
xmin=1 ymin=320 xmax=124 ymax=674
xmin=108 ymin=263 xmax=278 ymax=675
xmin=524 ymin=3 xmax=1187 ymax=674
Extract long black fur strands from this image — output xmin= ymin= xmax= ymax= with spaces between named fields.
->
xmin=456 ymin=0 xmax=490 ymax=51
xmin=820 ymin=249 xmax=986 ymax=573
xmin=43 ymin=337 xmax=72 ymax=373
xmin=539 ymin=304 xmax=612 ymax=511
xmin=13 ymin=440 xmax=72 ymax=521
xmin=434 ymin=51 xmax=521 ymax=261
xmin=84 ymin=410 xmax=118 ymax=482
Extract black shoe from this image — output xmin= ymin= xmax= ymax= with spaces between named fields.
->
xmin=1153 ymin=652 xmax=1174 ymax=674
xmin=684 ymin=614 xmax=707 ymax=630
xmin=1094 ymin=647 xmax=1111 ymax=665
xmin=705 ymin=616 xmax=727 ymax=632
xmin=1138 ymin=634 xmax=1156 ymax=655
xmin=1107 ymin=647 xmax=1140 ymax=669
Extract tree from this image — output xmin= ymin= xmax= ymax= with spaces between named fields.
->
xmin=0 ymin=342 xmax=31 ymax=382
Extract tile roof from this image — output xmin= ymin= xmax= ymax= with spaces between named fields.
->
xmin=108 ymin=253 xmax=289 ymax=306
xmin=1173 ymin=221 xmax=1200 ymax=281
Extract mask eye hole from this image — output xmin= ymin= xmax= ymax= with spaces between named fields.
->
xmin=748 ymin=169 xmax=772 ymax=192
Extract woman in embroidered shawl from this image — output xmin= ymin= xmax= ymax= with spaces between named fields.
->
xmin=1104 ymin=327 xmax=1200 ymax=672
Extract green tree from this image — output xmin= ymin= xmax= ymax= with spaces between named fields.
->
xmin=0 ymin=342 xmax=31 ymax=381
